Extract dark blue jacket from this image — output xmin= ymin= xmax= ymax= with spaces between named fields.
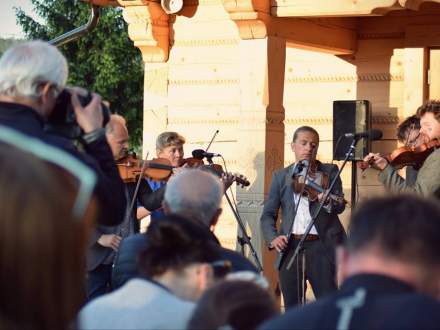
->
xmin=111 ymin=228 xmax=259 ymax=290
xmin=0 ymin=101 xmax=126 ymax=226
xmin=260 ymin=274 xmax=440 ymax=330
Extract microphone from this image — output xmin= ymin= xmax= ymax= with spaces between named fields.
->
xmin=192 ymin=149 xmax=222 ymax=160
xmin=344 ymin=129 xmax=383 ymax=140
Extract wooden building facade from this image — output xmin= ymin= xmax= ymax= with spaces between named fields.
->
xmin=92 ymin=0 xmax=440 ymax=291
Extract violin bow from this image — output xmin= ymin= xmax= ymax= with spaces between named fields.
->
xmin=126 ymin=151 xmax=150 ymax=223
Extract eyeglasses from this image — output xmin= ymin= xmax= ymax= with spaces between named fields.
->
xmin=0 ymin=125 xmax=96 ymax=220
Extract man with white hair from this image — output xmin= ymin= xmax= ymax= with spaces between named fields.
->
xmin=111 ymin=168 xmax=258 ymax=289
xmin=0 ymin=40 xmax=125 ymax=226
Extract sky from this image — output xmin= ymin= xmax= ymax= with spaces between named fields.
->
xmin=0 ymin=0 xmax=37 ymax=38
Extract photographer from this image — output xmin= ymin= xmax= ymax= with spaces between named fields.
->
xmin=0 ymin=40 xmax=126 ymax=226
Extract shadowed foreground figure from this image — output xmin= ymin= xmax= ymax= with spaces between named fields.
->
xmin=188 ymin=280 xmax=279 ymax=330
xmin=0 ymin=141 xmax=95 ymax=330
xmin=260 ymin=194 xmax=440 ymax=330
xmin=80 ymin=215 xmax=222 ymax=330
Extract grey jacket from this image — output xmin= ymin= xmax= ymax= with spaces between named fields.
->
xmin=379 ymin=148 xmax=440 ymax=197
xmin=260 ymin=161 xmax=346 ymax=265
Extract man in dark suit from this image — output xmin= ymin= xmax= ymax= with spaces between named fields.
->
xmin=260 ymin=126 xmax=346 ymax=308
xmin=260 ymin=195 xmax=440 ymax=330
xmin=86 ymin=115 xmax=163 ymax=299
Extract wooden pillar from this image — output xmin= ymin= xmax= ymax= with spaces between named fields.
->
xmin=403 ymin=48 xmax=427 ymax=116
xmin=237 ymin=36 xmax=286 ymax=294
xmin=120 ymin=0 xmax=170 ymax=156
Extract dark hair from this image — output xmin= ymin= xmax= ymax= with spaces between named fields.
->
xmin=139 ymin=215 xmax=221 ymax=277
xmin=347 ymin=195 xmax=440 ymax=268
xmin=292 ymin=126 xmax=319 ymax=142
xmin=396 ymin=115 xmax=420 ymax=143
xmin=0 ymin=145 xmax=91 ymax=330
xmin=416 ymin=100 xmax=440 ymax=122
xmin=187 ymin=280 xmax=279 ymax=330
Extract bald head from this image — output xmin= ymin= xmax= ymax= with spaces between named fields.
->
xmin=106 ymin=114 xmax=129 ymax=160
xmin=163 ymin=169 xmax=223 ymax=227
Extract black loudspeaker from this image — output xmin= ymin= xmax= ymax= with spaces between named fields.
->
xmin=333 ymin=100 xmax=371 ymax=161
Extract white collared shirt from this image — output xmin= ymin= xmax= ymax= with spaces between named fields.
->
xmin=292 ymin=193 xmax=318 ymax=235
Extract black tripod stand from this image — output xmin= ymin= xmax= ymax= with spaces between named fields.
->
xmin=206 ymin=156 xmax=264 ymax=272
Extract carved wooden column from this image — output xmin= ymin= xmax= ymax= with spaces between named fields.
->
xmin=403 ymin=48 xmax=427 ymax=116
xmin=237 ymin=35 xmax=285 ymax=293
xmin=118 ymin=0 xmax=170 ymax=155
xmin=222 ymin=0 xmax=286 ymax=291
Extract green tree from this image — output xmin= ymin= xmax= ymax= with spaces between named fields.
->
xmin=15 ymin=0 xmax=144 ymax=149
xmin=0 ymin=38 xmax=20 ymax=56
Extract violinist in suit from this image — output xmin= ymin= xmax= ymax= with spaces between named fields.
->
xmin=365 ymin=101 xmax=440 ymax=197
xmin=87 ymin=115 xmax=161 ymax=300
xmin=260 ymin=126 xmax=346 ymax=308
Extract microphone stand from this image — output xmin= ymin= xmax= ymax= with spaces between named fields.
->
xmin=206 ymin=156 xmax=263 ymax=272
xmin=285 ymin=138 xmax=358 ymax=271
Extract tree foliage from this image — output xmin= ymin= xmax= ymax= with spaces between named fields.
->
xmin=15 ymin=0 xmax=144 ymax=148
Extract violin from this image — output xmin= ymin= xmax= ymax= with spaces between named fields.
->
xmin=292 ymin=162 xmax=345 ymax=204
xmin=117 ymin=154 xmax=250 ymax=187
xmin=116 ymin=154 xmax=175 ymax=182
xmin=358 ymin=139 xmax=440 ymax=170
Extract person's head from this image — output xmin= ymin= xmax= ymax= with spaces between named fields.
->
xmin=138 ymin=215 xmax=221 ymax=301
xmin=187 ymin=280 xmax=279 ymax=330
xmin=337 ymin=195 xmax=440 ymax=297
xmin=105 ymin=114 xmax=129 ymax=160
xmin=0 ymin=40 xmax=68 ymax=118
xmin=163 ymin=168 xmax=223 ymax=228
xmin=397 ymin=115 xmax=427 ymax=147
xmin=0 ymin=144 xmax=91 ymax=329
xmin=290 ymin=126 xmax=319 ymax=163
xmin=417 ymin=100 xmax=440 ymax=141
xmin=156 ymin=131 xmax=185 ymax=167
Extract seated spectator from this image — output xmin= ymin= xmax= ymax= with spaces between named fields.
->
xmin=0 ymin=128 xmax=96 ymax=330
xmin=188 ymin=280 xmax=279 ymax=330
xmin=79 ymin=215 xmax=223 ymax=330
xmin=111 ymin=168 xmax=258 ymax=290
xmin=260 ymin=195 xmax=440 ymax=330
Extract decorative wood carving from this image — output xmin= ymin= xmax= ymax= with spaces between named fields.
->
xmin=271 ymin=0 xmax=401 ymax=17
xmin=118 ymin=0 xmax=170 ymax=62
xmin=168 ymin=78 xmax=239 ymax=86
xmin=286 ymin=73 xmax=404 ymax=84
xmin=358 ymin=32 xmax=406 ymax=40
xmin=173 ymin=39 xmax=239 ymax=47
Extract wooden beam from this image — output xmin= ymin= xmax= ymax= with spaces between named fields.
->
xmin=268 ymin=16 xmax=357 ymax=54
xmin=405 ymin=24 xmax=440 ymax=47
xmin=399 ymin=0 xmax=440 ymax=10
xmin=271 ymin=0 xmax=402 ymax=17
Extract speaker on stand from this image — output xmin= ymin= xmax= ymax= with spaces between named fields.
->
xmin=333 ymin=100 xmax=371 ymax=208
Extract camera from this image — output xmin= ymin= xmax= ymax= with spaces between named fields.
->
xmin=45 ymin=89 xmax=111 ymax=139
